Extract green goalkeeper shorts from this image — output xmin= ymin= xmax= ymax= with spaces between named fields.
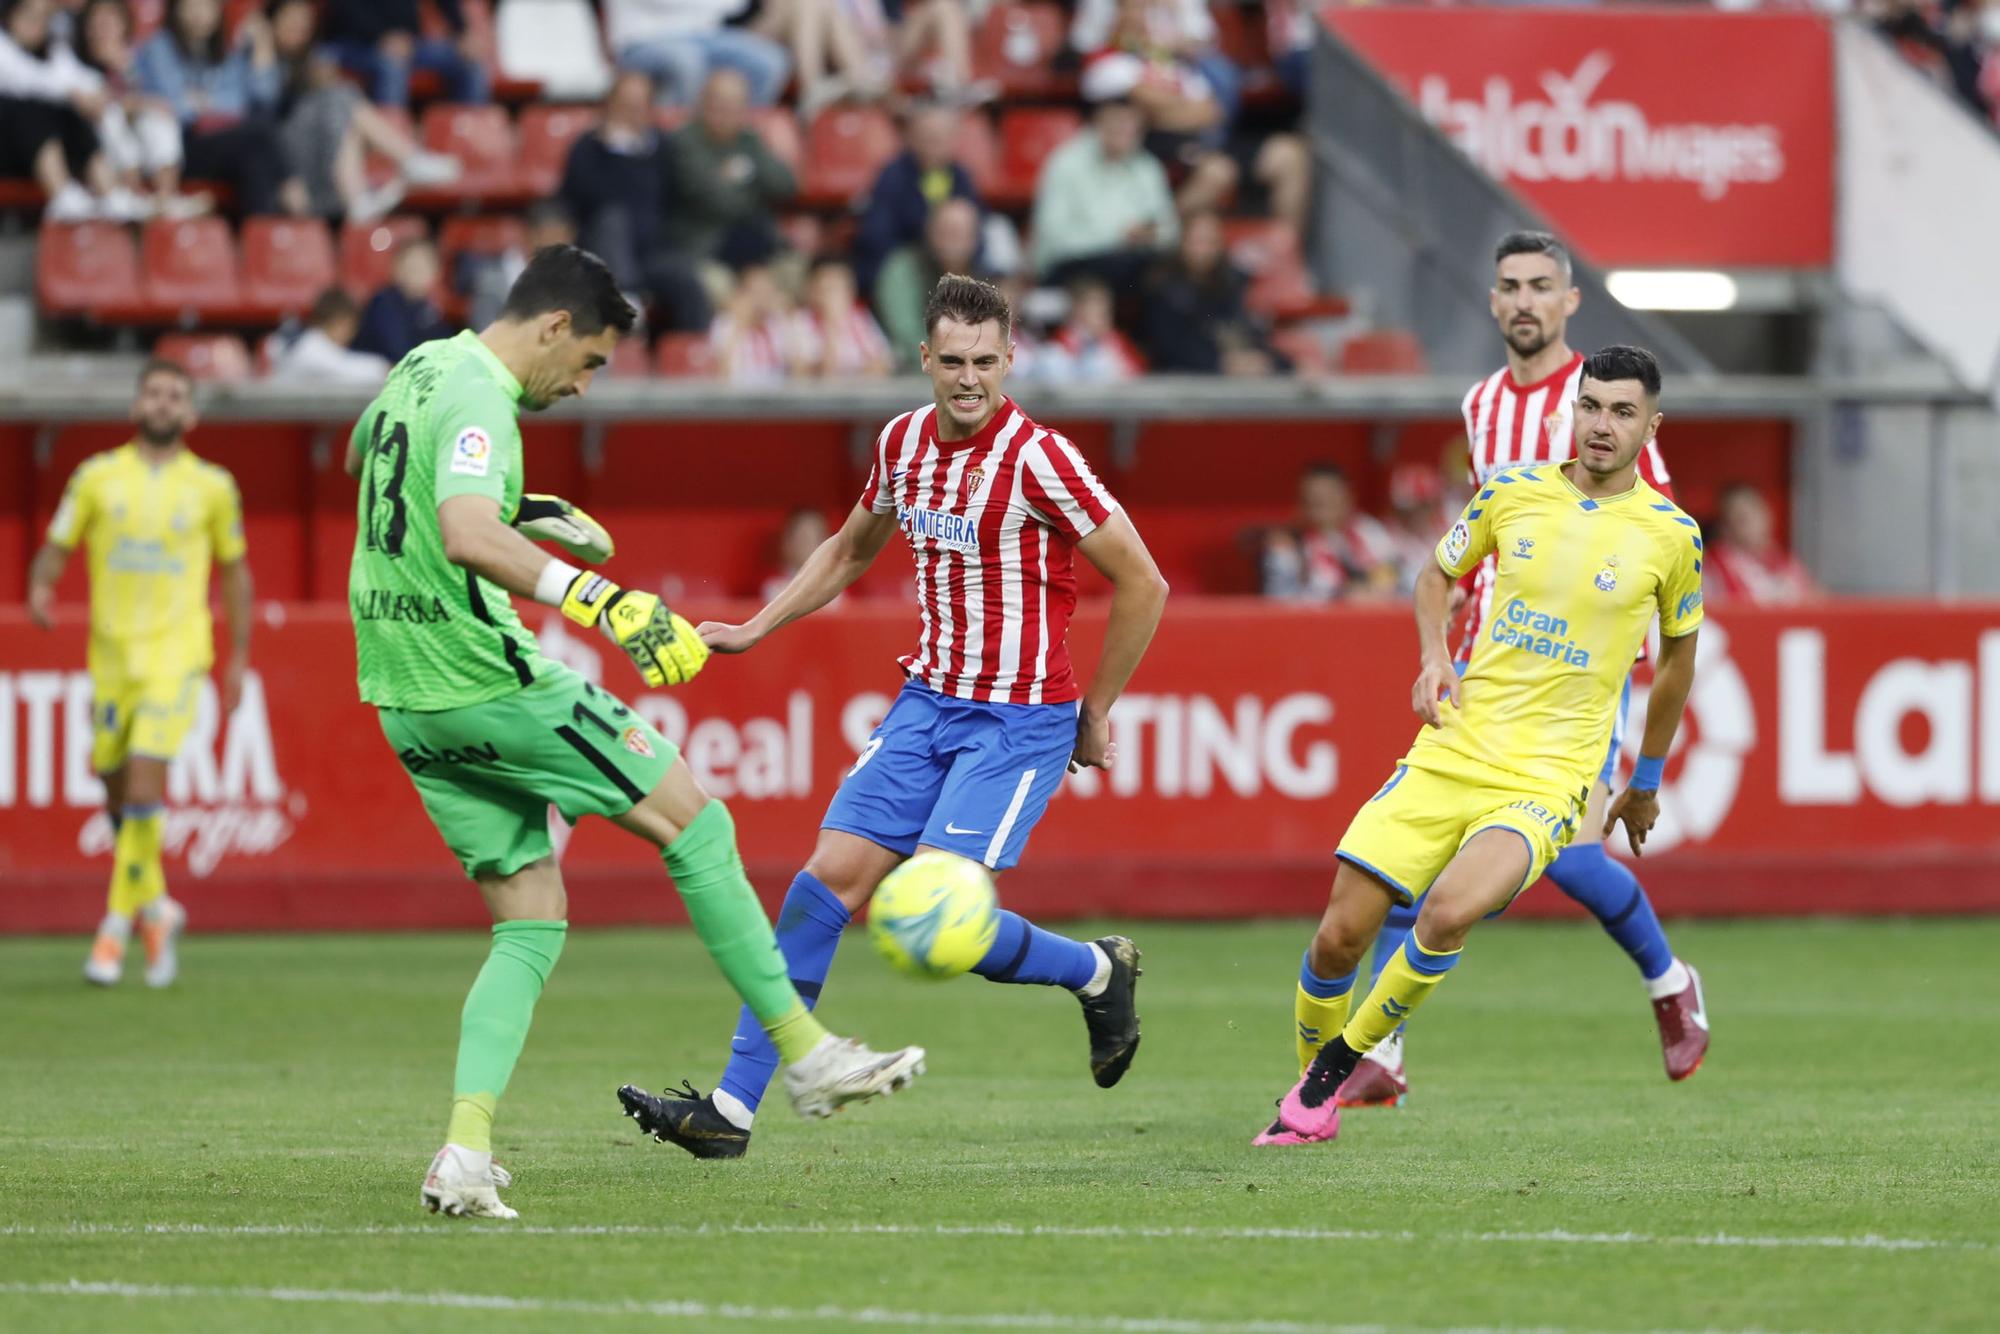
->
xmin=378 ymin=664 xmax=678 ymax=880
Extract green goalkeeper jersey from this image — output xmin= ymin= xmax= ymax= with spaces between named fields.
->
xmin=349 ymin=331 xmax=551 ymax=711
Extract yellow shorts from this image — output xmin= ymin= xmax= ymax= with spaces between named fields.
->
xmin=1335 ymin=759 xmax=1584 ymax=908
xmin=91 ymin=671 xmax=203 ymax=773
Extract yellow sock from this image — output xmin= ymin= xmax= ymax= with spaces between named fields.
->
xmin=1341 ymin=930 xmax=1463 ymax=1053
xmin=106 ymin=805 xmax=165 ymax=918
xmin=765 ymin=1001 xmax=830 ymax=1064
xmin=446 ymin=1093 xmax=497 ymax=1153
xmin=1294 ymin=950 xmax=1358 ymax=1073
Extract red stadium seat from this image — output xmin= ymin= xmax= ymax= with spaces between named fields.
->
xmin=517 ymin=103 xmax=601 ymax=196
xmin=36 ymin=222 xmax=140 ymax=319
xmin=951 ymin=111 xmax=1001 ymax=201
xmin=154 ymin=332 xmax=253 ymax=382
xmin=1339 ymin=330 xmax=1428 ymax=375
xmin=240 ymin=217 xmax=337 ymax=321
xmin=413 ymin=104 xmax=522 ymax=204
xmin=992 ymin=107 xmax=1081 ymax=209
xmin=973 ymin=3 xmax=1074 ymax=99
xmin=438 ymin=214 xmax=525 ymax=318
xmin=748 ymin=106 xmax=802 ymax=174
xmin=341 ymin=216 xmax=430 ymax=299
xmin=138 ymin=216 xmax=245 ymax=322
xmin=798 ymin=107 xmax=898 ymax=209
xmin=654 ymin=333 xmax=717 ymax=378
xmin=1269 ymin=327 xmax=1329 ymax=377
xmin=1226 ymin=219 xmax=1349 ymax=323
xmin=606 ymin=335 xmax=651 ymax=379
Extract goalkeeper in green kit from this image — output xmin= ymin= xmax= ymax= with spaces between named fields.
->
xmin=346 ymin=246 xmax=924 ymax=1220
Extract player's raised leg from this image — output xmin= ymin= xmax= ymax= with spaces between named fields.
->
xmin=615 ymin=758 xmax=925 ymax=1123
xmin=1550 ymin=763 xmax=1707 ymax=1080
xmin=1270 ymin=828 xmax=1531 ymax=1145
xmin=1335 ymin=895 xmax=1414 ymax=1107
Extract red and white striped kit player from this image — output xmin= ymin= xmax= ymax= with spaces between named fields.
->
xmin=1456 ymin=350 xmax=1674 ymax=657
xmin=859 ymin=396 xmax=1117 ymax=704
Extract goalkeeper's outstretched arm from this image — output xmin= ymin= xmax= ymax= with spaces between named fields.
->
xmin=698 ymin=501 xmax=897 ymax=654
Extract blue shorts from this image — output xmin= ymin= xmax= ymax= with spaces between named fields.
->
xmin=1453 ymin=661 xmax=1630 ymax=792
xmin=822 ymin=679 xmax=1077 ymax=871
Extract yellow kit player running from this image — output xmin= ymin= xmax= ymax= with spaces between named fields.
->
xmin=1255 ymin=345 xmax=1704 ymax=1147
xmin=346 ymin=246 xmax=924 ymax=1220
xmin=27 ymin=359 xmax=253 ymax=990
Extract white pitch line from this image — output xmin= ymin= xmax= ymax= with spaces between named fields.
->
xmin=0 ymin=1220 xmax=1989 ymax=1254
xmin=0 ymin=1279 xmax=1603 ymax=1334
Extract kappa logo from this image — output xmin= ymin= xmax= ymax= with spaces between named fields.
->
xmin=622 ymin=726 xmax=654 ymax=759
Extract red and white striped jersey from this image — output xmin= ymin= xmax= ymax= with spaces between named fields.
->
xmin=1456 ymin=351 xmax=1674 ymax=658
xmin=859 ymin=398 xmax=1118 ymax=704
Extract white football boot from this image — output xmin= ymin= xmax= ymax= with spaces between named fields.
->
xmin=783 ymin=1035 xmax=926 ymax=1120
xmin=141 ymin=898 xmax=187 ymax=988
xmin=420 ymin=1144 xmax=518 ymax=1220
xmin=83 ymin=914 xmax=131 ymax=987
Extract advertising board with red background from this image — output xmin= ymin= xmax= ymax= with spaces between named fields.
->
xmin=5 ymin=601 xmax=1996 ymax=933
xmin=1323 ymin=8 xmax=1836 ymax=267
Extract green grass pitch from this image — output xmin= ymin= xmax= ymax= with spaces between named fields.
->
xmin=2 ymin=918 xmax=1996 ymax=1332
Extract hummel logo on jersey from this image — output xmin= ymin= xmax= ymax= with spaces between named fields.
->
xmin=1514 ymin=537 xmax=1535 ymax=560
xmin=943 ymin=822 xmax=985 ymax=836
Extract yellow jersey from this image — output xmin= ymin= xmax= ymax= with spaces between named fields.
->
xmin=46 ymin=443 xmax=247 ymax=683
xmin=1423 ymin=461 xmax=1704 ymax=795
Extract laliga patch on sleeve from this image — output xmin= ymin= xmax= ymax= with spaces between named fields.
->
xmin=451 ymin=427 xmax=493 ymax=477
xmin=1442 ymin=520 xmax=1470 ymax=566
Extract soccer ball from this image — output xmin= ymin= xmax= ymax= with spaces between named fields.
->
xmin=868 ymin=851 xmax=1000 ymax=980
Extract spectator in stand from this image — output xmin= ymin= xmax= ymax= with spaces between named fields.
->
xmin=604 ymin=0 xmax=790 ymax=107
xmin=75 ymin=0 xmax=209 ymax=218
xmin=1039 ymin=276 xmax=1145 ymax=383
xmin=1382 ymin=461 xmax=1449 ymax=597
xmin=1260 ymin=462 xmax=1400 ymax=602
xmin=709 ymin=257 xmax=805 ymax=385
xmin=353 ymin=235 xmax=451 ymax=363
xmin=664 ymin=67 xmax=795 ymax=266
xmin=1706 ymin=482 xmax=1820 ymax=605
xmin=317 ymin=0 xmax=488 ymax=110
xmin=1140 ymin=208 xmax=1282 ymax=376
xmin=464 ymin=200 xmax=577 ymax=330
xmin=760 ymin=508 xmax=840 ymax=603
xmin=796 ymin=0 xmax=989 ymax=117
xmin=0 ymin=0 xmax=128 ymax=220
xmin=558 ymin=69 xmax=710 ymax=331
xmin=794 ymin=256 xmax=892 ymax=379
xmin=132 ymin=0 xmax=305 ymax=216
xmin=1873 ymin=0 xmax=1993 ymax=123
xmin=267 ymin=285 xmax=391 ymax=386
xmin=269 ymin=0 xmax=458 ymax=222
xmin=1072 ymin=0 xmax=1238 ymax=133
xmin=1030 ymin=92 xmax=1178 ymax=293
xmin=874 ymin=195 xmax=981 ymax=369
xmin=853 ymin=100 xmax=981 ymax=293
xmin=1266 ymin=0 xmax=1311 ymax=102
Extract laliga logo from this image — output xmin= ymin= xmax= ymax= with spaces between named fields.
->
xmin=1615 ymin=619 xmax=1755 ymax=853
xmin=1416 ymin=52 xmax=1786 ymax=201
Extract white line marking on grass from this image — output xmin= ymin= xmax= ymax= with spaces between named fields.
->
xmin=3 ymin=1221 xmax=1991 ymax=1254
xmin=0 ymin=1279 xmax=1613 ymax=1334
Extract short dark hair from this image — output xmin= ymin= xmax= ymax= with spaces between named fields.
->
xmin=1581 ymin=344 xmax=1663 ymax=399
xmin=139 ymin=357 xmax=192 ymax=391
xmin=308 ymin=285 xmax=357 ymax=328
xmin=1302 ymin=461 xmax=1348 ymax=485
xmin=924 ymin=273 xmax=1011 ymax=343
xmin=1494 ymin=230 xmax=1572 ymax=283
xmin=500 ymin=245 xmax=637 ymax=337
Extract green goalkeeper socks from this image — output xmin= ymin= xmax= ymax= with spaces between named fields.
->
xmin=663 ymin=800 xmax=829 ymax=1064
xmin=449 ymin=919 xmax=567 ymax=1152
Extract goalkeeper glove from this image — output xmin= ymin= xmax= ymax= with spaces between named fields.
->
xmin=515 ymin=493 xmax=614 ymax=563
xmin=558 ymin=572 xmax=709 ymax=687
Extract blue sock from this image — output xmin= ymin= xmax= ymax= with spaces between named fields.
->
xmin=971 ymin=911 xmax=1098 ymax=990
xmin=1547 ymin=842 xmax=1674 ymax=981
xmin=1299 ymin=951 xmax=1357 ymax=998
xmin=717 ymin=871 xmax=849 ymax=1114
